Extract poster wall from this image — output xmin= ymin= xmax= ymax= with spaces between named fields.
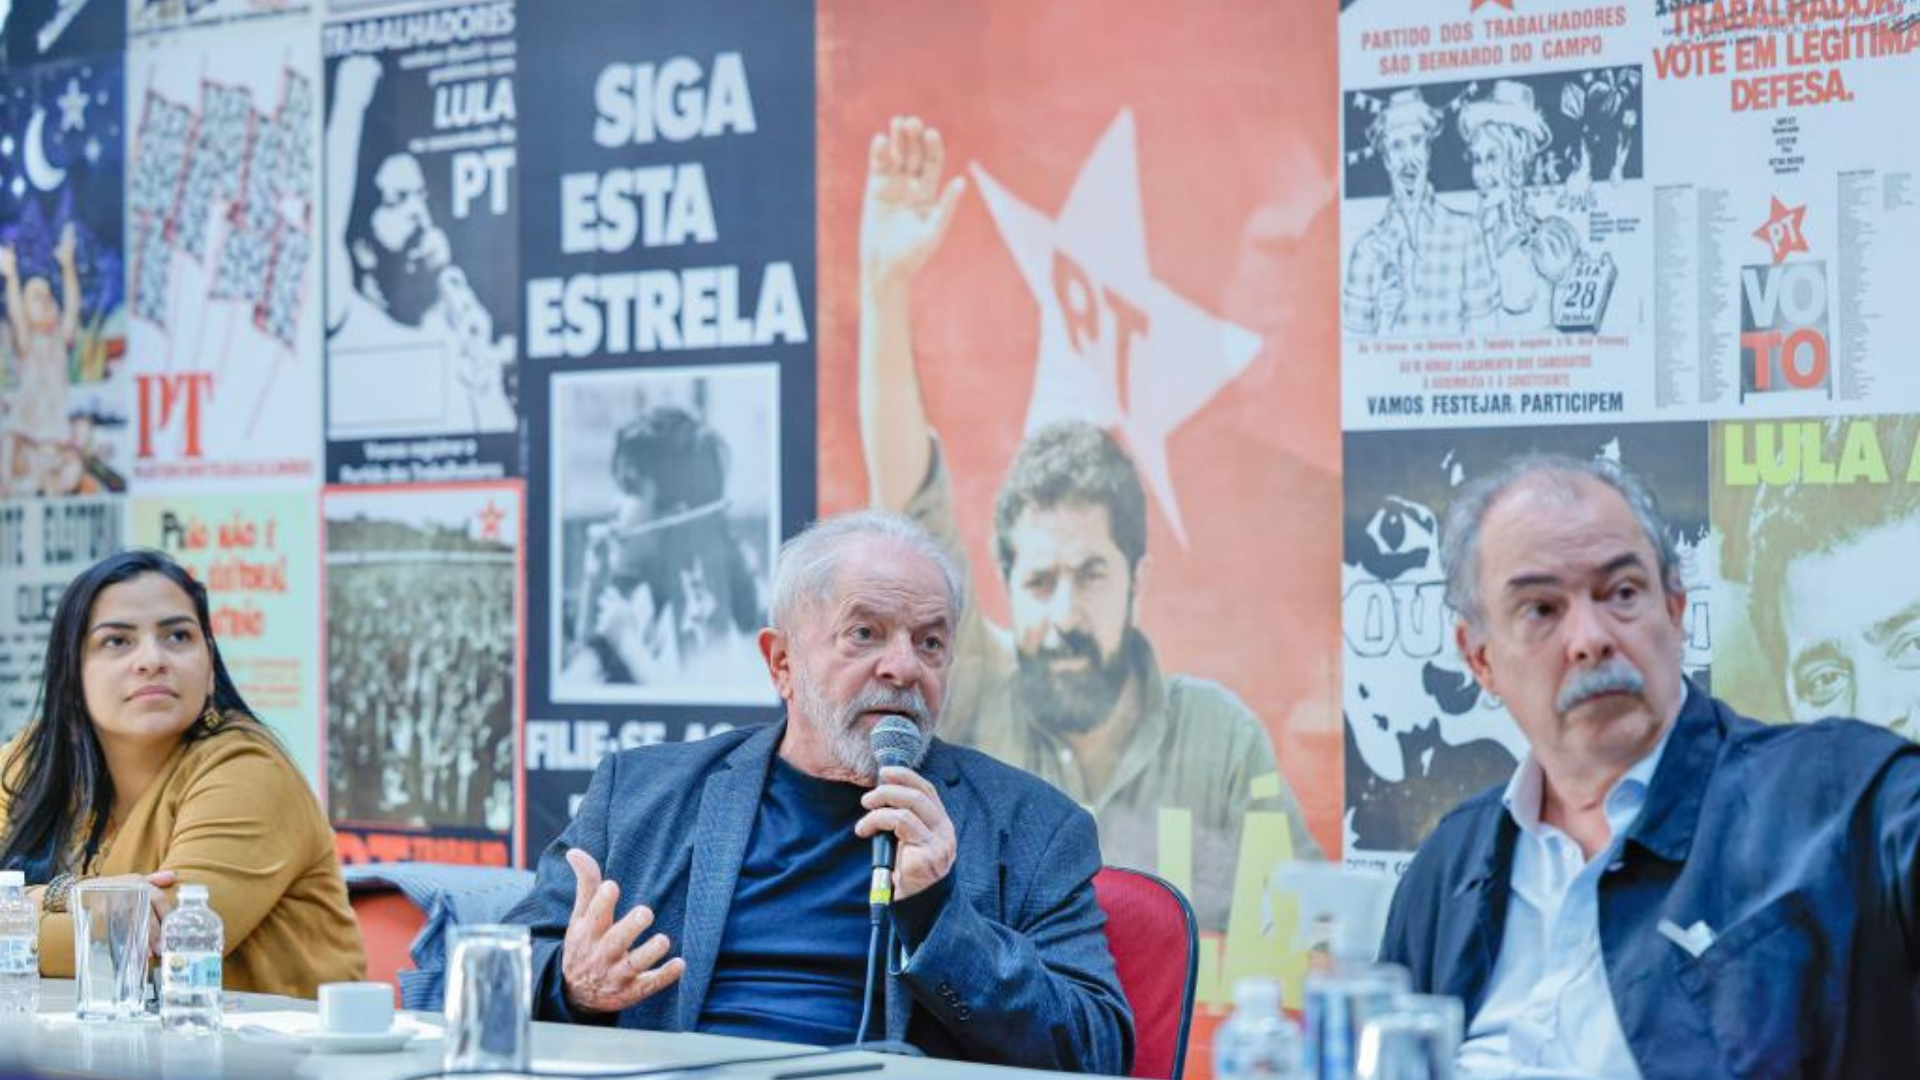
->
xmin=0 ymin=3 xmax=1911 ymax=1074
xmin=0 ymin=55 xmax=129 ymax=500
xmin=516 ymin=0 xmax=816 ymax=860
xmin=322 ymin=480 xmax=522 ymax=866
xmin=0 ymin=496 xmax=122 ymax=741
xmin=3 ymin=0 xmax=123 ymax=65
xmin=129 ymin=489 xmax=322 ymax=781
xmin=321 ymin=1 xmax=520 ymax=485
xmin=1711 ymin=413 xmax=1920 ymax=738
xmin=1341 ymin=421 xmax=1711 ymax=872
xmin=1339 ymin=6 xmax=1647 ymax=430
xmin=131 ymin=0 xmax=308 ymax=38
xmin=127 ymin=15 xmax=322 ymax=488
xmin=1337 ymin=0 xmax=1920 ymax=894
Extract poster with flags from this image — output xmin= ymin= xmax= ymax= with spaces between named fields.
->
xmin=127 ymin=17 xmax=321 ymax=487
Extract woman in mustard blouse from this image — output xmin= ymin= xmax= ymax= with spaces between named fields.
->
xmin=0 ymin=549 xmax=364 ymax=997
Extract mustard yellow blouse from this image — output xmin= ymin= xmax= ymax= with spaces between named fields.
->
xmin=1 ymin=719 xmax=366 ymax=998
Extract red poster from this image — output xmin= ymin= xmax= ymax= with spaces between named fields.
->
xmin=817 ymin=1 xmax=1342 ymax=1055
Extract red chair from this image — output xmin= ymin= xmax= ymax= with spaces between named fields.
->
xmin=1094 ymin=866 xmax=1200 ymax=1080
xmin=347 ymin=884 xmax=427 ymax=1006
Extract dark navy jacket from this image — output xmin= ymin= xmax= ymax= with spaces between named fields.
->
xmin=1379 ymin=685 xmax=1920 ymax=1080
xmin=503 ymin=721 xmax=1134 ymax=1074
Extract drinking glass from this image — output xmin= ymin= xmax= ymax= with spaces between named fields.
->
xmin=443 ymin=924 xmax=532 ymax=1072
xmin=1302 ymin=960 xmax=1411 ymax=1080
xmin=72 ymin=882 xmax=151 ymax=1022
xmin=1356 ymin=993 xmax=1464 ymax=1080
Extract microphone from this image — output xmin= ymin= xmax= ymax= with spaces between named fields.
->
xmin=867 ymin=716 xmax=923 ymax=910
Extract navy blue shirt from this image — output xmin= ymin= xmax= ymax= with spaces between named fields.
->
xmin=696 ymin=756 xmax=878 ymax=1046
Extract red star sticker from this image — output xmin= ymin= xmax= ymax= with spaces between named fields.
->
xmin=1752 ymin=197 xmax=1809 ymax=265
xmin=475 ymin=500 xmax=505 ymax=540
xmin=1471 ymin=0 xmax=1514 ymax=10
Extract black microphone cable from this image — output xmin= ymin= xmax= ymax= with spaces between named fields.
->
xmin=852 ymin=715 xmax=920 ymax=1047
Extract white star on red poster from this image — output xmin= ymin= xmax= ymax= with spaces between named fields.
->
xmin=968 ymin=110 xmax=1262 ymax=544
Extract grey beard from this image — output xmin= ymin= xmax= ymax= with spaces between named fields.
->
xmin=796 ymin=672 xmax=935 ymax=778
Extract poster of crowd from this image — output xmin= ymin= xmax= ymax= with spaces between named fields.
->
xmin=514 ymin=0 xmax=816 ymax=858
xmin=1710 ymin=413 xmax=1920 ymax=741
xmin=1645 ymin=0 xmax=1920 ymax=416
xmin=1338 ymin=0 xmax=1650 ymax=431
xmin=0 ymin=55 xmax=130 ymax=499
xmin=128 ymin=490 xmax=322 ymax=781
xmin=3 ymin=0 xmax=124 ymax=65
xmin=814 ymin=0 xmax=1341 ymax=1029
xmin=127 ymin=16 xmax=321 ymax=487
xmin=321 ymin=1 xmax=520 ymax=485
xmin=1341 ymin=421 xmax=1712 ymax=874
xmin=322 ymin=481 xmax=521 ymax=865
xmin=0 ymin=496 xmax=121 ymax=741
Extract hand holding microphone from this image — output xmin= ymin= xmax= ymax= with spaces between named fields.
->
xmin=855 ymin=716 xmax=955 ymax=906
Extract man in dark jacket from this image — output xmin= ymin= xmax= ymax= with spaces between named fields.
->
xmin=505 ymin=510 xmax=1134 ymax=1073
xmin=1379 ymin=453 xmax=1920 ymax=1080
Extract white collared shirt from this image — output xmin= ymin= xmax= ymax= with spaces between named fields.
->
xmin=1456 ymin=692 xmax=1683 ymax=1080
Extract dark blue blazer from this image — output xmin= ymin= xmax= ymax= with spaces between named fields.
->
xmin=503 ymin=721 xmax=1135 ymax=1074
xmin=1379 ymin=684 xmax=1920 ymax=1080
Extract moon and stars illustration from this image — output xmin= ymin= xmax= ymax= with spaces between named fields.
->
xmin=1 ymin=63 xmax=120 ymax=205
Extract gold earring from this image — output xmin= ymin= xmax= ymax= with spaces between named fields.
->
xmin=200 ymin=702 xmax=222 ymax=731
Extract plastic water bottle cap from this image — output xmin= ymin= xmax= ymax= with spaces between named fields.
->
xmin=179 ymin=884 xmax=210 ymax=902
xmin=0 ymin=871 xmax=22 ymax=888
xmin=1231 ymin=977 xmax=1283 ymax=1012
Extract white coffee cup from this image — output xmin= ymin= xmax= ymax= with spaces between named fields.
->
xmin=318 ymin=982 xmax=396 ymax=1035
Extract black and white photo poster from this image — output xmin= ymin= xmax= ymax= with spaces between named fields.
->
xmin=322 ymin=1 xmax=520 ymax=484
xmin=518 ymin=0 xmax=815 ymax=856
xmin=548 ymin=364 xmax=778 ymax=707
xmin=323 ymin=480 xmax=522 ymax=865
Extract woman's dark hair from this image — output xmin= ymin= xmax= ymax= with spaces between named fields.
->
xmin=0 ymin=549 xmax=256 ymax=883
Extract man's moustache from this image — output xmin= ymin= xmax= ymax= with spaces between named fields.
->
xmin=841 ymin=686 xmax=929 ymax=729
xmin=1027 ymin=632 xmax=1102 ymax=666
xmin=1557 ymin=660 xmax=1648 ymax=713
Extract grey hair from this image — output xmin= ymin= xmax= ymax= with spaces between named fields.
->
xmin=769 ymin=510 xmax=966 ymax=631
xmin=1442 ymin=453 xmax=1683 ymax=633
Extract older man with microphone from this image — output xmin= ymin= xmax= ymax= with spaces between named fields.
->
xmin=503 ymin=510 xmax=1134 ymax=1073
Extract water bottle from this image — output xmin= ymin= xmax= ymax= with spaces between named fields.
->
xmin=160 ymin=884 xmax=223 ymax=1034
xmin=0 ymin=870 xmax=37 ymax=1018
xmin=1215 ymin=977 xmax=1303 ymax=1079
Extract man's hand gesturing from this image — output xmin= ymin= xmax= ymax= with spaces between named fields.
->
xmin=560 ymin=848 xmax=685 ymax=1017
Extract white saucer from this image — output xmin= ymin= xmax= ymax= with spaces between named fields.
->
xmin=295 ymin=1028 xmax=419 ymax=1053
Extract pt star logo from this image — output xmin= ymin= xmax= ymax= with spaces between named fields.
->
xmin=1471 ymin=0 xmax=1515 ymax=11
xmin=968 ymin=110 xmax=1261 ymax=544
xmin=475 ymin=500 xmax=506 ymax=540
xmin=1753 ymin=196 xmax=1809 ymax=265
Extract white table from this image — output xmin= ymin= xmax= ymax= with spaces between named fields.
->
xmin=0 ymin=981 xmax=1080 ymax=1080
